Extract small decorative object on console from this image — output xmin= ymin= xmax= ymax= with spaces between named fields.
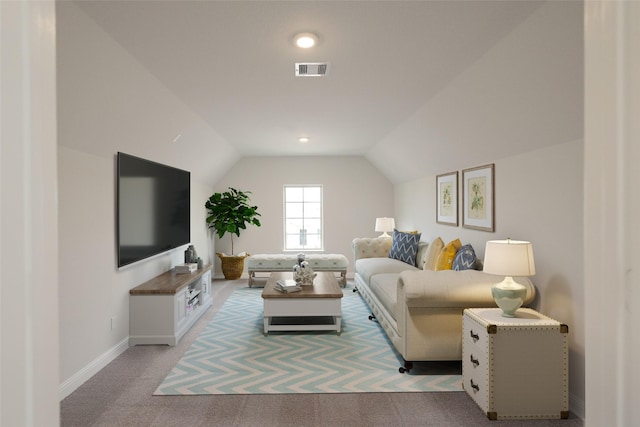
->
xmin=175 ymin=263 xmax=197 ymax=274
xmin=184 ymin=245 xmax=199 ymax=263
xmin=483 ymin=239 xmax=535 ymax=317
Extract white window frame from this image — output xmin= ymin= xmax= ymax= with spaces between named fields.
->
xmin=283 ymin=185 xmax=323 ymax=251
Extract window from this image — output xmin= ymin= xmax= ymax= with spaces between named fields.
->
xmin=284 ymin=185 xmax=323 ymax=251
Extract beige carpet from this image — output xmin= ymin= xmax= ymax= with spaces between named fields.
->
xmin=60 ymin=280 xmax=584 ymax=426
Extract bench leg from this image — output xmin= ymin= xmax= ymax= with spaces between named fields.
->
xmin=249 ymin=271 xmax=255 ymax=287
xmin=340 ymin=271 xmax=347 ymax=287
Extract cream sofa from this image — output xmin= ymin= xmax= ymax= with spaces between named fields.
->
xmin=352 ymin=237 xmax=536 ymax=373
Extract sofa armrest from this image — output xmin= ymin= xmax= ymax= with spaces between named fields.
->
xmin=352 ymin=237 xmax=392 ymax=261
xmin=397 ymin=269 xmax=536 ymax=308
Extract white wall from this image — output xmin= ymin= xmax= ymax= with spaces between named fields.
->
xmin=56 ymin=3 xmax=217 ymax=396
xmin=367 ymin=1 xmax=583 ymax=184
xmin=1 ymin=1 xmax=60 ymax=425
xmin=56 ymin=2 xmax=238 ymax=184
xmin=584 ymin=1 xmax=640 ymax=425
xmin=210 ymin=156 xmax=394 ymax=277
xmin=395 ymin=141 xmax=584 ymax=415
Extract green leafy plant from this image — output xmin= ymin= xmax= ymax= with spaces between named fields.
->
xmin=205 ymin=187 xmax=261 ymax=255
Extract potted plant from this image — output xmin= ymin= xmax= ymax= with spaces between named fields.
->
xmin=205 ymin=187 xmax=261 ymax=279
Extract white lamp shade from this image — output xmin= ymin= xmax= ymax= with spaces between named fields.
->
xmin=483 ymin=240 xmax=536 ymax=277
xmin=375 ymin=217 xmax=395 ymax=233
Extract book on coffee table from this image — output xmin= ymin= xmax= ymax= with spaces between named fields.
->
xmin=275 ymin=280 xmax=301 ymax=293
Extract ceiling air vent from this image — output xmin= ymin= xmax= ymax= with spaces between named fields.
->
xmin=295 ymin=62 xmax=329 ymax=77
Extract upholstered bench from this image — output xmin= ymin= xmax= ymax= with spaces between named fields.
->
xmin=247 ymin=254 xmax=348 ymax=287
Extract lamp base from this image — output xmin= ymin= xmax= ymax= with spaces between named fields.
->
xmin=379 ymin=232 xmax=391 ymax=238
xmin=491 ymin=276 xmax=526 ymax=317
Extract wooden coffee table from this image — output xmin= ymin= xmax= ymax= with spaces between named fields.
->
xmin=262 ymin=272 xmax=343 ymax=334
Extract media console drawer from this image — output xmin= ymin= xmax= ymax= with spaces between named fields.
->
xmin=129 ymin=265 xmax=212 ymax=346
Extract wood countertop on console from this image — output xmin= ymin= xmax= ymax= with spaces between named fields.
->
xmin=129 ymin=265 xmax=212 ymax=295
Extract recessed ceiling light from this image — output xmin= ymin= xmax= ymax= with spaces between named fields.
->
xmin=294 ymin=32 xmax=318 ymax=49
xmin=298 ymin=137 xmax=310 ymax=143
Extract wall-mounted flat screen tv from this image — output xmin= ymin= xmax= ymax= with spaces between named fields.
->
xmin=117 ymin=152 xmax=190 ymax=268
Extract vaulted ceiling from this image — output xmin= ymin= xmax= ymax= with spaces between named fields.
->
xmin=68 ymin=1 xmax=583 ymax=184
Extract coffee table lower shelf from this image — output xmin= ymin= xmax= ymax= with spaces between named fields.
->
xmin=263 ymin=298 xmax=342 ymax=334
xmin=264 ymin=315 xmax=342 ymax=334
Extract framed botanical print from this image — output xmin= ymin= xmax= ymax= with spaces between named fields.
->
xmin=462 ymin=164 xmax=494 ymax=232
xmin=436 ymin=171 xmax=458 ymax=226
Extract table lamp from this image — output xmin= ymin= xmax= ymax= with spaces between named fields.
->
xmin=483 ymin=239 xmax=535 ymax=317
xmin=375 ymin=217 xmax=395 ymax=238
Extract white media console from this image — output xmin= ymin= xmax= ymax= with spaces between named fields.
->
xmin=129 ymin=265 xmax=212 ymax=346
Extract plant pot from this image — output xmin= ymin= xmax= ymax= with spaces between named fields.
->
xmin=216 ymin=252 xmax=250 ymax=280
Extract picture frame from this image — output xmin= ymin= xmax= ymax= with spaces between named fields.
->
xmin=462 ymin=164 xmax=494 ymax=232
xmin=436 ymin=171 xmax=458 ymax=226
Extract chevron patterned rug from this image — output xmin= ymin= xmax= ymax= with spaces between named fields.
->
xmin=154 ymin=286 xmax=462 ymax=395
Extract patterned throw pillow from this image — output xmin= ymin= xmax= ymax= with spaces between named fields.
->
xmin=452 ymin=244 xmax=477 ymax=271
xmin=422 ymin=237 xmax=444 ymax=270
xmin=388 ymin=229 xmax=422 ymax=265
xmin=435 ymin=238 xmax=462 ymax=270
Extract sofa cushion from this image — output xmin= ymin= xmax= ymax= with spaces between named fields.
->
xmin=368 ymin=273 xmax=399 ymax=322
xmin=400 ymin=269 xmax=535 ymax=308
xmin=353 ymin=237 xmax=393 ymax=260
xmin=422 ymin=237 xmax=444 ymax=270
xmin=355 ymin=257 xmax=419 ymax=284
xmin=389 ymin=229 xmax=422 ymax=265
xmin=415 ymin=242 xmax=429 ymax=269
xmin=435 ymin=238 xmax=462 ymax=270
xmin=452 ymin=244 xmax=477 ymax=271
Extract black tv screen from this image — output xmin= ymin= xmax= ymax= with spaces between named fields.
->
xmin=117 ymin=152 xmax=190 ymax=267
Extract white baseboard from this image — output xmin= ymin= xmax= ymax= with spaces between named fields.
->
xmin=58 ymin=337 xmax=129 ymax=401
xmin=213 ymin=272 xmax=246 ymax=279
